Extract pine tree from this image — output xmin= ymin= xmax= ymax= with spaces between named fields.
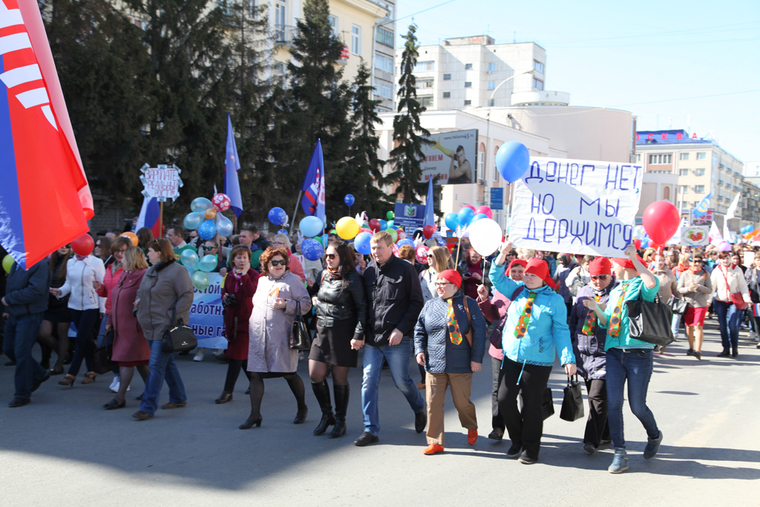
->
xmin=388 ymin=24 xmax=433 ymax=204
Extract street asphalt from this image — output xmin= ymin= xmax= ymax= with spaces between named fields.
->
xmin=0 ymin=317 xmax=759 ymax=506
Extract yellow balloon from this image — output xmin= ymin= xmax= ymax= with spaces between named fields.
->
xmin=387 ymin=228 xmax=398 ymax=243
xmin=336 ymin=217 xmax=360 ymax=240
xmin=2 ymin=255 xmax=14 ymax=274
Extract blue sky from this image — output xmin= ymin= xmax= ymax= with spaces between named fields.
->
xmin=395 ymin=0 xmax=760 ymax=164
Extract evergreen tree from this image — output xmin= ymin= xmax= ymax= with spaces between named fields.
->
xmin=388 ymin=24 xmax=433 ymax=204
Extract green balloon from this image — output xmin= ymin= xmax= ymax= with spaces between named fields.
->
xmin=387 ymin=211 xmax=394 ymax=220
xmin=2 ymin=255 xmax=14 ymax=274
xmin=191 ymin=270 xmax=210 ymax=291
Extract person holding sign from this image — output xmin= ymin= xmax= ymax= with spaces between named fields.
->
xmin=489 ymin=242 xmax=576 ymax=465
xmin=583 ymin=244 xmax=662 ymax=474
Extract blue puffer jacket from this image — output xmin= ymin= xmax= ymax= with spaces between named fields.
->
xmin=489 ymin=262 xmax=575 ymax=367
xmin=414 ymin=292 xmax=487 ymax=374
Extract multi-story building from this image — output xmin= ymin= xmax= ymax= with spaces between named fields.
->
xmin=744 ymin=161 xmax=760 ymax=187
xmin=636 ymin=130 xmax=746 ymax=229
xmin=400 ymin=36 xmax=546 ymax=111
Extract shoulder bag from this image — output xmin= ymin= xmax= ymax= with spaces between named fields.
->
xmin=92 ymin=330 xmax=116 ymax=374
xmin=667 ymin=295 xmax=688 ymax=315
xmin=559 ymin=374 xmax=585 ymax=422
xmin=290 ymin=299 xmax=312 ymax=351
xmin=161 ymin=307 xmax=197 ymax=353
xmin=720 ymin=268 xmax=748 ymax=310
xmin=625 ymin=284 xmax=675 ymax=347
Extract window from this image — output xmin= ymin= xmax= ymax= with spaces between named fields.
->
xmin=532 ymin=77 xmax=544 ymax=90
xmin=351 ymin=25 xmax=361 ymax=56
xmin=487 ymin=80 xmax=495 ymax=90
xmin=719 ymin=179 xmax=724 ymax=186
xmin=487 ymin=62 xmax=496 ymax=73
xmin=679 ymin=169 xmax=689 ymax=176
xmin=718 ymin=196 xmax=724 ymax=202
xmin=420 ymin=97 xmax=433 ymax=107
xmin=373 ymin=79 xmax=393 ymax=99
xmin=494 ymin=147 xmax=500 ymax=182
xmin=635 ymin=153 xmax=641 ymax=162
xmin=327 ymin=15 xmax=338 ymax=37
xmin=417 ymin=78 xmax=434 ymax=89
xmin=696 ymin=152 xmax=706 ymax=160
xmin=678 ymin=185 xmax=688 ymax=193
xmin=464 ymin=82 xmax=472 ymax=88
xmin=487 ymin=99 xmax=495 ymax=107
xmin=443 ymin=92 xmax=450 ymax=98
xmin=648 ymin=154 xmax=672 ymax=164
xmin=465 ymin=63 xmax=473 ymax=70
xmin=464 ymin=100 xmax=471 ymax=106
xmin=442 ymin=73 xmax=451 ymax=80
xmin=726 ymin=168 xmax=732 ymax=175
xmin=416 ymin=61 xmax=434 ymax=71
xmin=695 ymin=185 xmax=705 ymax=193
xmin=275 ymin=1 xmax=286 ymax=40
xmin=248 ymin=0 xmax=258 ymax=18
xmin=376 ymin=26 xmax=393 ymax=47
xmin=695 ymin=168 xmax=705 ymax=176
xmin=533 ymin=60 xmax=544 ymax=73
xmin=375 ymin=53 xmax=393 ymax=73
xmin=478 ymin=149 xmax=485 ymax=180
xmin=663 ymin=186 xmax=671 ymax=200
xmin=680 ymin=153 xmax=689 ymax=161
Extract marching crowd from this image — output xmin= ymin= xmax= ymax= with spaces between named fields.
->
xmin=2 ymin=222 xmax=760 ymax=474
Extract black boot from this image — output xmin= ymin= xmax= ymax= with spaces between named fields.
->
xmin=329 ymin=384 xmax=349 ymax=439
xmin=311 ymin=380 xmax=335 ymax=435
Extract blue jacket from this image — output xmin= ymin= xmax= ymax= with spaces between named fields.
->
xmin=489 ymin=262 xmax=575 ymax=367
xmin=4 ymin=260 xmax=51 ymax=318
xmin=414 ymin=292 xmax=487 ymax=373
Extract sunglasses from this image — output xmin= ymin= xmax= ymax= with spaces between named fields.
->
xmin=116 ymin=248 xmax=128 ymax=253
xmin=427 ymin=254 xmax=434 ymax=259
xmin=325 ymin=253 xmax=337 ymax=259
xmin=591 ymin=275 xmax=609 ymax=280
xmin=269 ymin=259 xmax=287 ymax=266
xmin=63 ymin=245 xmax=71 ymax=248
xmin=435 ymin=281 xmax=451 ymax=287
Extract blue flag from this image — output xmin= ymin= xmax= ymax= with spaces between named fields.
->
xmin=224 ymin=113 xmax=244 ymax=217
xmin=300 ymin=140 xmax=326 ymax=229
xmin=693 ymin=192 xmax=711 ymax=217
xmin=424 ymin=177 xmax=435 ymax=226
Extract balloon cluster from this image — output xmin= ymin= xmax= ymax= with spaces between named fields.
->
xmin=298 ymin=216 xmax=326 ymax=261
xmin=182 ymin=194 xmax=234 ymax=289
xmin=443 ymin=204 xmax=504 ymax=257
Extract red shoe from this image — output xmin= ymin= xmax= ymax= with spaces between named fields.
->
xmin=467 ymin=430 xmax=478 ymax=445
xmin=423 ymin=443 xmax=444 ymax=455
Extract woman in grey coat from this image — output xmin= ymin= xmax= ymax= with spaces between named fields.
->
xmin=132 ymin=238 xmax=194 ymax=421
xmin=240 ymin=247 xmax=312 ymax=429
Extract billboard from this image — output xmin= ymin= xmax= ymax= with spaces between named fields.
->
xmin=419 ymin=129 xmax=478 ymax=185
xmin=393 ymin=203 xmax=426 ymax=231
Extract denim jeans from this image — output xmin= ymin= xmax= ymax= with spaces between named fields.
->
xmin=671 ymin=313 xmax=682 ymax=341
xmin=139 ymin=340 xmax=187 ymax=416
xmin=606 ymin=348 xmax=659 ymax=449
xmin=67 ymin=309 xmax=99 ymax=377
xmin=714 ymin=300 xmax=740 ymax=350
xmin=3 ymin=313 xmax=46 ymax=399
xmin=361 ymin=336 xmax=425 ymax=435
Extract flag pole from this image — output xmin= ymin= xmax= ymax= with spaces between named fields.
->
xmin=232 ymin=214 xmax=238 ymax=235
xmin=290 ymin=190 xmax=303 ymax=232
xmin=159 ymin=201 xmax=164 ymax=237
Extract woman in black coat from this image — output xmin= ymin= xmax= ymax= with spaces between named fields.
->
xmin=307 ymin=241 xmax=367 ymax=438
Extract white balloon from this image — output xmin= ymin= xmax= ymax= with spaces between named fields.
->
xmin=468 ymin=218 xmax=503 ymax=257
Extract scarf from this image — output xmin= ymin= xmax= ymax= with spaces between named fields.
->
xmin=582 ymin=283 xmax=614 ymax=336
xmin=608 ymin=282 xmax=630 ymax=337
xmin=514 ymin=292 xmax=537 ymax=339
xmin=447 ymin=298 xmax=463 ymax=345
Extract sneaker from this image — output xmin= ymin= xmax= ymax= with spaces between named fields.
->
xmin=507 ymin=443 xmax=522 ymax=458
xmin=193 ymin=349 xmax=205 ymax=362
xmin=518 ymin=450 xmax=537 ymax=465
xmin=608 ymin=448 xmax=629 ymax=473
xmin=583 ymin=442 xmax=595 ymax=455
xmin=749 ymin=331 xmax=758 ymax=342
xmin=109 ymin=376 xmax=120 ymax=393
xmin=643 ymin=431 xmax=663 ymax=460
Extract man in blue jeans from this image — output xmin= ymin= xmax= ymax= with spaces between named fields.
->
xmin=2 ymin=258 xmax=52 ymax=407
xmin=584 ymin=244 xmax=663 ymax=473
xmin=355 ymin=231 xmax=426 ymax=446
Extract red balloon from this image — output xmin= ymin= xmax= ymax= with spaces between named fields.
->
xmin=475 ymin=206 xmax=493 ymax=219
xmin=368 ymin=219 xmax=381 ymax=232
xmin=422 ymin=224 xmax=436 ymax=239
xmin=642 ymin=200 xmax=680 ymax=245
xmin=71 ymin=234 xmax=94 ymax=256
xmin=634 ymin=239 xmax=642 ymax=250
xmin=461 ymin=204 xmax=476 ymax=212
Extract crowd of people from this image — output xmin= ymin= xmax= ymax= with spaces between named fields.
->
xmin=2 ymin=220 xmax=759 ymax=474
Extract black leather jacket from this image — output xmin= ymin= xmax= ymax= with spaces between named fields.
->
xmin=311 ymin=269 xmax=367 ymax=341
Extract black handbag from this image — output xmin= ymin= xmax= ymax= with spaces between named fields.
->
xmin=290 ymin=300 xmax=311 ymax=351
xmin=626 ymin=288 xmax=675 ymax=347
xmin=667 ymin=296 xmax=688 ymax=315
xmin=161 ymin=307 xmax=197 ymax=353
xmin=92 ymin=330 xmax=116 ymax=374
xmin=559 ymin=374 xmax=585 ymax=422
xmin=541 ymin=387 xmax=554 ymax=420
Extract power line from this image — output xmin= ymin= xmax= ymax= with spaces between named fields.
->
xmin=612 ymin=88 xmax=760 ymax=107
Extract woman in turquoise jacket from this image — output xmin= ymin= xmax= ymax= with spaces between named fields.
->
xmin=489 ymin=242 xmax=576 ymax=465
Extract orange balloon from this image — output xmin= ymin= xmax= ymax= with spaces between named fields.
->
xmin=120 ymin=232 xmax=138 ymax=246
xmin=205 ymin=208 xmax=217 ymax=220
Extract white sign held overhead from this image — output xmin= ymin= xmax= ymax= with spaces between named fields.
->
xmin=140 ymin=163 xmax=183 ymax=202
xmin=509 ymin=157 xmax=643 ymax=257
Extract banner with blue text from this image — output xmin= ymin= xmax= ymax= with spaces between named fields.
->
xmin=188 ymin=272 xmax=228 ymax=350
xmin=510 ymin=157 xmax=643 ymax=257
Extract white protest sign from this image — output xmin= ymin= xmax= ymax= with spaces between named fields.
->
xmin=509 ymin=157 xmax=643 ymax=257
xmin=681 ymin=226 xmax=709 ymax=247
xmin=140 ymin=163 xmax=183 ymax=202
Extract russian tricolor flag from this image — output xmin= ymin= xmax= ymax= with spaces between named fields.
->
xmin=136 ymin=196 xmax=161 ymax=239
xmin=0 ymin=0 xmax=93 ymax=269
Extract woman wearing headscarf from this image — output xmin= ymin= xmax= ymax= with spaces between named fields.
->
xmin=414 ymin=269 xmax=486 ymax=455
xmin=489 ymin=242 xmax=576 ymax=465
xmin=569 ymin=257 xmax=615 ymax=454
xmin=583 ymin=244 xmax=662 ymax=474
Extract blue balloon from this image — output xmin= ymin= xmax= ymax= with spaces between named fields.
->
xmin=458 ymin=207 xmax=475 ymax=227
xmin=181 ymin=249 xmax=199 ymax=270
xmin=445 ymin=213 xmax=460 ymax=230
xmin=397 ymin=238 xmax=415 ymax=249
xmin=191 ymin=197 xmax=213 ymax=213
xmin=278 ymin=228 xmax=288 ymax=235
xmin=437 ymin=237 xmax=447 ymax=247
xmin=299 ymin=216 xmax=323 ymax=238
xmin=387 ymin=220 xmax=395 ymax=228
xmin=199 ymin=255 xmax=217 ymax=272
xmin=215 ymin=214 xmax=233 ymax=237
xmin=183 ymin=212 xmax=204 ymax=230
xmin=354 ymin=231 xmax=372 ymax=255
xmin=379 ymin=219 xmax=388 ymax=231
xmin=198 ymin=219 xmax=217 ymax=240
xmin=268 ymin=207 xmax=288 ymax=226
xmin=495 ymin=141 xmax=530 ymax=183
xmin=301 ymin=238 xmax=324 ymax=261
xmin=472 ymin=213 xmax=488 ymax=223
xmin=344 ymin=194 xmax=355 ymax=207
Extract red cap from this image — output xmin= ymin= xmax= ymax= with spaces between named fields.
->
xmin=506 ymin=259 xmax=527 ymax=276
xmin=524 ymin=259 xmax=557 ymax=289
xmin=438 ymin=269 xmax=462 ymax=288
xmin=588 ymin=257 xmax=612 ymax=276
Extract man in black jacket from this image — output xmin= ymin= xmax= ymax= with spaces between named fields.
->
xmin=354 ymin=231 xmax=426 ymax=446
xmin=2 ymin=258 xmax=52 ymax=407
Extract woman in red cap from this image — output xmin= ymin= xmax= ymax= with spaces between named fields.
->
xmin=414 ymin=269 xmax=487 ymax=455
xmin=569 ymin=257 xmax=615 ymax=454
xmin=488 ymin=242 xmax=576 ymax=465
